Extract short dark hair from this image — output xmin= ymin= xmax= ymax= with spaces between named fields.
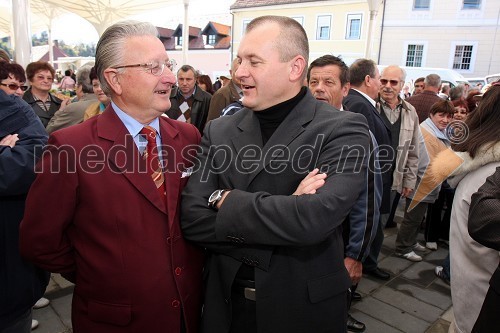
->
xmin=0 ymin=61 xmax=26 ymax=82
xmin=429 ymin=99 xmax=455 ymax=117
xmin=452 ymin=81 xmax=500 ymax=158
xmin=307 ymin=55 xmax=349 ymax=87
xmin=64 ymin=69 xmax=71 ymax=76
xmin=25 ymin=61 xmax=55 ymax=81
xmin=89 ymin=66 xmax=98 ymax=81
xmin=177 ymin=65 xmax=197 ymax=78
xmin=349 ymin=59 xmax=377 ymax=86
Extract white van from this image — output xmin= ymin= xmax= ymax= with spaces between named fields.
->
xmin=485 ymin=73 xmax=500 ymax=84
xmin=465 ymin=77 xmax=487 ymax=89
xmin=378 ymin=66 xmax=468 ymax=89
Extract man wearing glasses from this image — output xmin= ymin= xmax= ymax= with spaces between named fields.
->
xmin=377 ymin=65 xmax=421 ymax=261
xmin=20 ymin=21 xmax=204 ymax=333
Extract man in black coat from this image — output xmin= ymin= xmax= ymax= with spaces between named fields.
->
xmin=343 ymin=59 xmax=393 ymax=281
xmin=181 ymin=16 xmax=370 ymax=333
xmin=166 ymin=64 xmax=211 ymax=133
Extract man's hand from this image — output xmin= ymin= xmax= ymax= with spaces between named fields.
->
xmin=344 ymin=257 xmax=363 ymax=284
xmin=59 ymin=98 xmax=70 ymax=111
xmin=401 ymin=187 xmax=413 ymax=198
xmin=0 ymin=134 xmax=19 ymax=148
xmin=293 ymin=168 xmax=327 ymax=195
xmin=216 ymin=190 xmax=230 ymax=210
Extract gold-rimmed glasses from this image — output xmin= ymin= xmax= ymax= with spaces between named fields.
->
xmin=112 ymin=59 xmax=176 ymax=76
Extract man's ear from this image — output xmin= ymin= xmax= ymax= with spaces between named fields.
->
xmin=103 ymin=68 xmax=122 ymax=95
xmin=290 ymin=55 xmax=307 ymax=82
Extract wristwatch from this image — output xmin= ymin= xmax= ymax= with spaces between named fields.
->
xmin=208 ymin=189 xmax=227 ymax=210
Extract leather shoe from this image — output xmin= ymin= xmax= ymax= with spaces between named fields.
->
xmin=363 ymin=267 xmax=390 ymax=280
xmin=347 ymin=314 xmax=366 ymax=332
xmin=351 ymin=291 xmax=362 ymax=302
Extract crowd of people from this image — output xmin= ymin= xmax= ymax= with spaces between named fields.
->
xmin=1 ymin=15 xmax=499 ymax=333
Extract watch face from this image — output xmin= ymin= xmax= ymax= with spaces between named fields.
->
xmin=209 ymin=190 xmax=222 ymax=204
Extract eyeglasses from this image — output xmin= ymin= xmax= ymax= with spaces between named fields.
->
xmin=0 ymin=83 xmax=28 ymax=91
xmin=380 ymin=79 xmax=400 ymax=86
xmin=35 ymin=75 xmax=53 ymax=81
xmin=112 ymin=59 xmax=175 ymax=76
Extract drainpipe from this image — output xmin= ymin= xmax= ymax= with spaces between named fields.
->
xmin=377 ymin=0 xmax=387 ymax=64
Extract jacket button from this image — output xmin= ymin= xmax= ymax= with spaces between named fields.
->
xmin=224 ymin=298 xmax=230 ymax=304
xmin=172 ymin=299 xmax=180 ymax=308
xmin=175 ymin=267 xmax=182 ymax=275
xmin=166 ymin=237 xmax=172 ymax=244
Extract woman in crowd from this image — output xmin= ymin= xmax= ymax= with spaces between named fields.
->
xmin=0 ymin=61 xmax=49 ymax=332
xmin=59 ymin=69 xmax=76 ymax=91
xmin=23 ymin=61 xmax=69 ymax=128
xmin=83 ymin=66 xmax=110 ymax=120
xmin=197 ymin=74 xmax=214 ymax=95
xmin=452 ymin=99 xmax=469 ymax=121
xmin=395 ymin=100 xmax=454 ymax=262
xmin=468 ymin=166 xmax=500 ymax=333
xmin=429 ymin=81 xmax=500 ymax=333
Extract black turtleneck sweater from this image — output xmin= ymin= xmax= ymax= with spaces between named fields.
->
xmin=235 ymin=86 xmax=308 ymax=283
xmin=254 ymin=86 xmax=307 ymax=145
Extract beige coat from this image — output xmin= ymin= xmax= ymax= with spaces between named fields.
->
xmin=377 ymin=98 xmax=420 ymax=193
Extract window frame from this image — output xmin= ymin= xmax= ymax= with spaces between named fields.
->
xmin=463 ymin=0 xmax=481 ymax=10
xmin=449 ymin=41 xmax=478 ymax=73
xmin=346 ymin=13 xmax=362 ymax=40
xmin=316 ymin=14 xmax=332 ymax=40
xmin=413 ymin=0 xmax=430 ymax=10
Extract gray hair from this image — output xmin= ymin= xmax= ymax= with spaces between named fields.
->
xmin=95 ymin=20 xmax=159 ymax=95
xmin=246 ymin=15 xmax=309 ymax=80
xmin=425 ymin=74 xmax=441 ymax=88
xmin=76 ymin=65 xmax=93 ymax=94
xmin=382 ymin=65 xmax=407 ymax=82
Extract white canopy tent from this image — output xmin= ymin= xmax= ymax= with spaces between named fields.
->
xmin=6 ymin=0 xmax=191 ymax=67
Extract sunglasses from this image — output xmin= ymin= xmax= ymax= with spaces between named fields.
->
xmin=0 ymin=83 xmax=28 ymax=91
xmin=380 ymin=79 xmax=400 ymax=86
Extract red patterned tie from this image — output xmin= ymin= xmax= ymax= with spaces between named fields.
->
xmin=140 ymin=126 xmax=166 ymax=200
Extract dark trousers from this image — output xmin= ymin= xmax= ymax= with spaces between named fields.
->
xmin=364 ymin=190 xmax=398 ymax=271
xmin=425 ymin=188 xmax=454 ymax=242
xmin=229 ymin=289 xmax=257 ymax=333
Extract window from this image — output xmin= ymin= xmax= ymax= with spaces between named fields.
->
xmin=463 ymin=0 xmax=481 ymax=9
xmin=176 ymin=36 xmax=183 ymax=46
xmin=242 ymin=20 xmax=251 ymax=36
xmin=346 ymin=14 xmax=362 ymax=40
xmin=207 ymin=34 xmax=216 ymax=45
xmin=453 ymin=45 xmax=474 ymax=70
xmin=316 ymin=15 xmax=331 ymax=40
xmin=291 ymin=16 xmax=304 ymax=26
xmin=413 ymin=0 xmax=430 ymax=10
xmin=406 ymin=44 xmax=424 ymax=67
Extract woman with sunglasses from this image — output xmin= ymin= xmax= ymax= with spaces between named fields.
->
xmin=0 ymin=62 xmax=28 ymax=97
xmin=0 ymin=60 xmax=49 ymax=333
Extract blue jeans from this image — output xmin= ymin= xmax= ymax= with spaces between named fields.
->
xmin=1 ymin=308 xmax=32 ymax=333
xmin=442 ymin=254 xmax=451 ymax=281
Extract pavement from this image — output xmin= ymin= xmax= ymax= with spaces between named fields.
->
xmin=32 ymin=202 xmax=453 ymax=333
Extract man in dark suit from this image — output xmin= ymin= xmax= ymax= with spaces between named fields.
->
xmin=20 ymin=21 xmax=204 ymax=333
xmin=308 ymin=54 xmax=382 ymax=333
xmin=343 ymin=59 xmax=393 ymax=281
xmin=167 ymin=64 xmax=211 ymax=133
xmin=181 ymin=16 xmax=370 ymax=333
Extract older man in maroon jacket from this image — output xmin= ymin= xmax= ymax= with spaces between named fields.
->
xmin=20 ymin=21 xmax=204 ymax=333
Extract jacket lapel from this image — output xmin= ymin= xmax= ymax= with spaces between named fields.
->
xmin=97 ymin=106 xmax=168 ymax=215
xmin=232 ymin=92 xmax=315 ymax=188
xmin=159 ymin=118 xmax=182 ymax=230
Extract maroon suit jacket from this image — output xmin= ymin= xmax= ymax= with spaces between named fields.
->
xmin=20 ymin=106 xmax=204 ymax=333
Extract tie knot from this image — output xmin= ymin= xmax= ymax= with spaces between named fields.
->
xmin=140 ymin=126 xmax=157 ymax=142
